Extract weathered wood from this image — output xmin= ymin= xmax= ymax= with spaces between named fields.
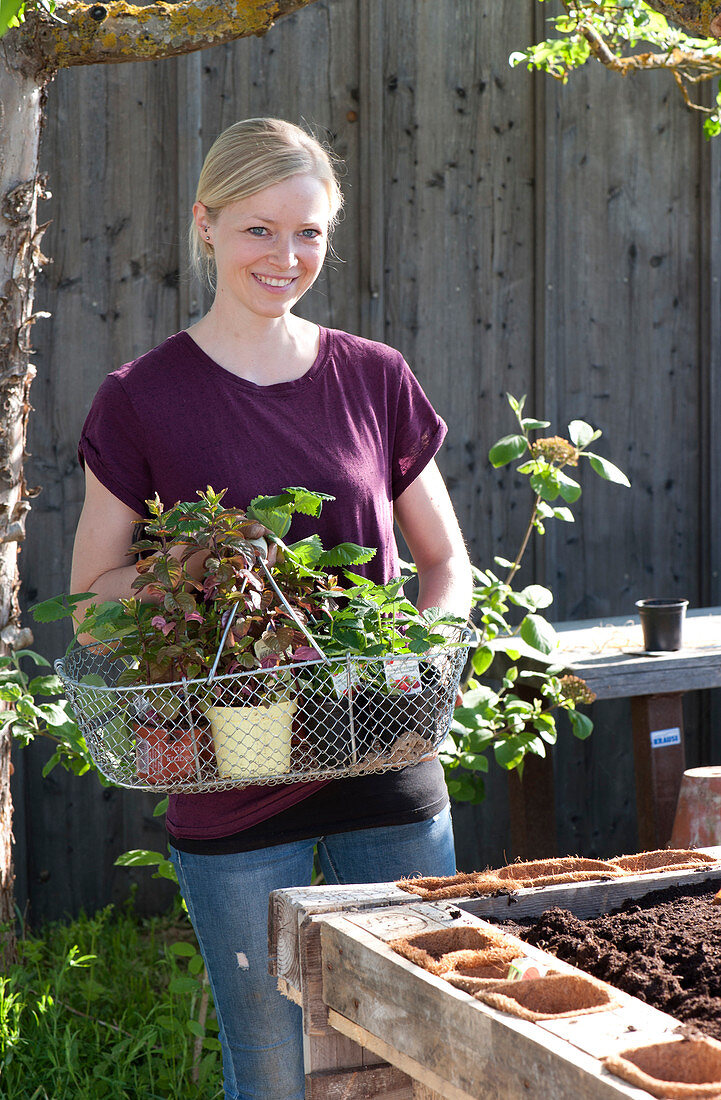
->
xmin=325 ymin=1013 xmax=476 ymax=1100
xmin=459 ymin=859 xmax=721 ymax=922
xmin=270 ymin=880 xmax=411 ymax=987
xmin=631 ymin=692 xmax=686 ymax=849
xmin=306 ymin=1062 xmax=412 ymax=1099
xmin=270 ymin=852 xmax=721 ymax=1004
xmin=551 ymin=608 xmax=721 ymax=699
xmin=320 ymin=914 xmax=672 ymax=1098
xmin=507 ymin=752 xmax=558 ymax=859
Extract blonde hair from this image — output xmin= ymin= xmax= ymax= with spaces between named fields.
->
xmin=189 ymin=118 xmax=344 ymax=288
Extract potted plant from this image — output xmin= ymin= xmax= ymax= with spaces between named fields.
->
xmin=36 ymin=486 xmax=377 ymax=785
xmin=293 ymin=574 xmax=467 ymax=767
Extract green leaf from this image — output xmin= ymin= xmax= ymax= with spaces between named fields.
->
xmin=115 ymin=849 xmax=167 ymax=867
xmin=15 ymin=649 xmax=51 ymax=667
xmin=569 ymin=710 xmax=594 ymax=740
xmin=285 ymin=535 xmax=324 ymax=567
xmin=567 ymin=420 xmax=599 ymax=448
xmin=156 ymin=1015 xmax=184 ymax=1034
xmin=585 ymin=453 xmax=631 ymax=487
xmin=519 ymin=613 xmax=558 ymax=655
xmin=0 ymin=0 xmax=25 ymax=37
xmin=552 ymin=506 xmax=575 ymax=522
xmin=317 ymin=543 xmax=376 ymax=568
xmin=188 ymin=954 xmax=205 ymax=975
xmin=187 ymin=1019 xmax=206 ymax=1038
xmin=169 ymin=942 xmax=197 ymax=957
xmin=154 ymin=861 xmax=179 ymax=883
xmin=31 ymin=593 xmax=95 ymax=622
xmin=282 ymin=487 xmax=335 ymax=515
xmin=153 ymin=796 xmax=169 ymax=817
xmin=521 ymin=418 xmax=550 ymax=431
xmin=27 ymin=674 xmax=63 ymax=696
xmin=471 ymin=646 xmax=494 ymax=676
xmin=169 ymin=975 xmax=199 ymax=995
xmin=488 ymin=434 xmax=528 ymax=468
xmin=459 ymin=752 xmax=489 ymax=773
xmin=557 ymin=471 xmax=582 ymax=503
xmin=493 ymin=738 xmax=524 ymax=770
xmin=518 ymin=584 xmax=553 ymax=611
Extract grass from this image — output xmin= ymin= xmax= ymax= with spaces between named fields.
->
xmin=0 ymin=893 xmax=223 ymax=1099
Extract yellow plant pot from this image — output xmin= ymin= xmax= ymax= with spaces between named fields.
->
xmin=208 ymin=699 xmax=297 ymax=779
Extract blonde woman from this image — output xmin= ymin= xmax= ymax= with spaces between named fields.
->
xmin=71 ymin=118 xmax=472 ymax=1099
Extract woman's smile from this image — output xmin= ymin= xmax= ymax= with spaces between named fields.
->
xmin=252 ymin=273 xmax=298 ymax=289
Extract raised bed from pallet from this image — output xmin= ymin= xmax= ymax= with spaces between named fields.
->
xmin=269 ymin=849 xmax=721 ymax=1098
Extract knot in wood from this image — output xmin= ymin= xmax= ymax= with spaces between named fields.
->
xmin=89 ymin=5 xmax=107 ymax=21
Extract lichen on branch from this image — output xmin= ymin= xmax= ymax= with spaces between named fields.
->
xmin=16 ymin=0 xmax=320 ymax=72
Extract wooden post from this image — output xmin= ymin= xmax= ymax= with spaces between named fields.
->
xmin=507 ymin=753 xmax=558 ymax=859
xmin=631 ymin=692 xmax=686 ymax=849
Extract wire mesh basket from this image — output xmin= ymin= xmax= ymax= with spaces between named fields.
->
xmin=55 ymin=641 xmax=469 ymax=793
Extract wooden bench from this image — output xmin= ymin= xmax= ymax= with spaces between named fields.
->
xmin=511 ymin=606 xmax=721 ymax=855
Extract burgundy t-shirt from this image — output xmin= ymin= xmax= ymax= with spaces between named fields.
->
xmin=79 ymin=327 xmax=448 ymax=840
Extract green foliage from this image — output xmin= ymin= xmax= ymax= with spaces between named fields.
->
xmin=513 ymin=1 xmax=721 ymax=139
xmin=31 ymin=486 xmax=375 ymax=700
xmin=312 ymin=573 xmax=465 ymax=659
xmin=0 ymin=648 xmax=105 ymax=782
xmin=443 ymin=394 xmax=628 ymax=803
xmin=0 ymin=0 xmax=61 ymax=37
xmin=0 ymin=901 xmax=221 ymax=1098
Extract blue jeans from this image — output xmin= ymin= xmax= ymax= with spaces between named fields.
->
xmin=170 ymin=805 xmax=456 ymax=1100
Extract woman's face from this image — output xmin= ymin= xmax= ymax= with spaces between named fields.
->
xmin=196 ymin=174 xmax=332 ymax=320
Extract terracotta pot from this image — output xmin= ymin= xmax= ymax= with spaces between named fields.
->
xmin=671 ymin=766 xmax=721 ymax=848
xmin=134 ymin=725 xmax=209 ymax=784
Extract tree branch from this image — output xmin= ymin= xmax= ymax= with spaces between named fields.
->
xmin=20 ymin=0 xmax=321 ymax=73
xmin=576 ymin=17 xmax=721 ymax=104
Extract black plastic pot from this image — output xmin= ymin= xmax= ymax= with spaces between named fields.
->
xmin=295 ymin=661 xmax=443 ymax=768
xmin=635 ymin=598 xmax=689 ymax=652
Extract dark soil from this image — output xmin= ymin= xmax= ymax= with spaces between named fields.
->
xmin=497 ymin=879 xmax=721 ymax=1040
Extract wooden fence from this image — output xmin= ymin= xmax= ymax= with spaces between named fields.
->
xmin=13 ymin=0 xmax=721 ymax=924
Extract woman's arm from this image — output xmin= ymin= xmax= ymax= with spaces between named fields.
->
xmin=393 ymin=459 xmax=472 ymax=620
xmin=70 ymin=467 xmax=144 ymax=620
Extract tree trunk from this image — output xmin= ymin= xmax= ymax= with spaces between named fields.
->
xmin=0 ymin=42 xmax=48 ymax=965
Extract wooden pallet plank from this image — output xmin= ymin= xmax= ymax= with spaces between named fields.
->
xmin=457 ymin=862 xmax=721 ymax=923
xmin=306 ymin=1062 xmax=412 ymax=1099
xmin=320 ymin=916 xmax=649 ymax=1099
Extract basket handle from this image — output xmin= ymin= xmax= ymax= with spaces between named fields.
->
xmin=206 ymin=552 xmax=331 ymax=683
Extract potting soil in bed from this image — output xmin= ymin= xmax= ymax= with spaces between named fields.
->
xmin=498 ymin=878 xmax=721 ymax=1040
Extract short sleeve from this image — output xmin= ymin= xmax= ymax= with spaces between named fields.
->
xmin=78 ymin=374 xmax=153 ymax=515
xmin=391 ymin=360 xmax=447 ymax=499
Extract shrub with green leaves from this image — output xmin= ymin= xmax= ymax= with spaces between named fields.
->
xmin=443 ymin=394 xmax=629 ymax=804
